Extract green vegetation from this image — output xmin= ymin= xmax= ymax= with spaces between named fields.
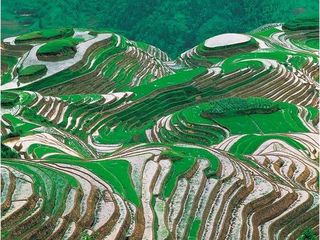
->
xmin=202 ymin=100 xmax=309 ymax=135
xmin=1 ymin=56 xmax=18 ymax=85
xmin=80 ymin=233 xmax=95 ymax=240
xmin=1 ymin=91 xmax=19 ymax=107
xmin=1 ymin=144 xmax=19 ymax=158
xmin=188 ymin=218 xmax=201 ymax=239
xmin=0 ymin=17 xmax=318 ymax=240
xmin=2 ymin=0 xmax=318 ymax=57
xmin=283 ymin=16 xmax=319 ymax=31
xmin=161 ymin=146 xmax=220 ymax=198
xmin=37 ymin=37 xmax=82 ymax=57
xmin=229 ymin=134 xmax=307 ymax=155
xmin=2 ymin=113 xmax=41 ymax=136
xmin=18 ymin=64 xmax=47 ymax=77
xmin=297 ymin=228 xmax=318 ymax=240
xmin=305 ymin=39 xmax=319 ymax=49
xmin=15 ymin=28 xmax=74 ymax=42
xmin=75 ymin=160 xmax=140 ymax=205
xmin=203 ymin=97 xmax=278 ymax=117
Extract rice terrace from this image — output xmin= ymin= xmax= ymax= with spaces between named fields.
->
xmin=0 ymin=6 xmax=319 ymax=240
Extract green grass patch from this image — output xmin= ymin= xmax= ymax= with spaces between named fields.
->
xmin=297 ymin=227 xmax=318 ymax=240
xmin=229 ymin=134 xmax=307 ymax=155
xmin=1 ymin=144 xmax=19 ymax=158
xmin=283 ymin=17 xmax=319 ymax=31
xmin=2 ymin=113 xmax=40 ymax=136
xmin=202 ymin=99 xmax=308 ymax=135
xmin=188 ymin=218 xmax=201 ymax=240
xmin=74 ymin=160 xmax=140 ymax=206
xmin=161 ymin=146 xmax=219 ymax=198
xmin=202 ymin=97 xmax=277 ymax=117
xmin=1 ymin=55 xmax=18 ymax=85
xmin=1 ymin=91 xmax=19 ymax=107
xmin=254 ymin=27 xmax=282 ymax=38
xmin=306 ymin=106 xmax=318 ymax=121
xmin=136 ymin=41 xmax=150 ymax=51
xmin=18 ymin=64 xmax=47 ymax=77
xmin=15 ymin=28 xmax=74 ymax=42
xmin=132 ymin=67 xmax=206 ymax=99
xmin=305 ymin=39 xmax=319 ymax=49
xmin=37 ymin=37 xmax=83 ymax=56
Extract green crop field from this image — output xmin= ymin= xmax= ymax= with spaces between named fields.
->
xmin=0 ymin=16 xmax=319 ymax=240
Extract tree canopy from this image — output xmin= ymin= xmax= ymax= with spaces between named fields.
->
xmin=2 ymin=0 xmax=318 ymax=57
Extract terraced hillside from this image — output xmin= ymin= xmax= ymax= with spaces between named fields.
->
xmin=1 ymin=18 xmax=319 ymax=240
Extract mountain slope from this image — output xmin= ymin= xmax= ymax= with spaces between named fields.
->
xmin=1 ymin=18 xmax=319 ymax=240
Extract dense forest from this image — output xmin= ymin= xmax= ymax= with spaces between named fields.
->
xmin=2 ymin=0 xmax=318 ymax=57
